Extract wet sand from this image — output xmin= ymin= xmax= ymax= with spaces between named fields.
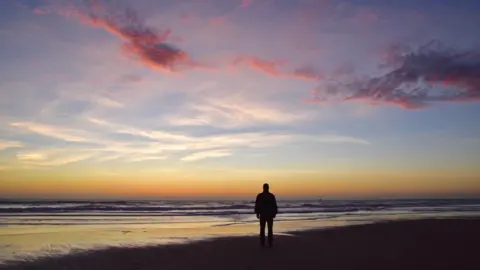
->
xmin=1 ymin=218 xmax=479 ymax=270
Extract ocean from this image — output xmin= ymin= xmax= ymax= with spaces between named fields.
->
xmin=1 ymin=198 xmax=479 ymax=264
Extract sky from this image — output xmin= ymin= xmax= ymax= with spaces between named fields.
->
xmin=0 ymin=0 xmax=479 ymax=199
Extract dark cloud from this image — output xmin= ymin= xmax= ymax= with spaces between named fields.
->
xmin=313 ymin=40 xmax=480 ymax=108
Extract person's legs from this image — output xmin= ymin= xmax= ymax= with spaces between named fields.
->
xmin=259 ymin=217 xmax=266 ymax=247
xmin=267 ymin=218 xmax=274 ymax=247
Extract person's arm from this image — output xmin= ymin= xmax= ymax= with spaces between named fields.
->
xmin=254 ymin=194 xmax=260 ymax=218
xmin=273 ymin=195 xmax=278 ymax=218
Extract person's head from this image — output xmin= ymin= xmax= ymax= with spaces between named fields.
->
xmin=263 ymin=183 xmax=269 ymax=192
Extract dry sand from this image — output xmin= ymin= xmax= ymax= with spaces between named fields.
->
xmin=1 ymin=218 xmax=479 ymax=270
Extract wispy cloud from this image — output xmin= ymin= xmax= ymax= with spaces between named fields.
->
xmin=94 ymin=96 xmax=124 ymax=108
xmin=9 ymin=134 xmax=160 ymax=167
xmin=6 ymin=113 xmax=369 ymax=167
xmin=5 ymin=118 xmax=289 ymax=166
xmin=87 ymin=117 xmax=293 ymax=150
xmin=191 ymin=132 xmax=293 ymax=149
xmin=232 ymin=56 xmax=321 ymax=81
xmin=181 ymin=149 xmax=232 ymax=161
xmin=10 ymin=122 xmax=90 ymax=142
xmin=87 ymin=118 xmax=194 ymax=143
xmin=129 ymin=155 xmax=168 ymax=162
xmin=15 ymin=148 xmax=97 ymax=166
xmin=31 ymin=153 xmax=96 ymax=166
xmin=313 ymin=135 xmax=370 ymax=145
xmin=17 ymin=152 xmax=47 ymax=161
xmin=0 ymin=140 xmax=23 ymax=151
xmin=166 ymin=97 xmax=310 ymax=128
xmin=166 ymin=117 xmax=211 ymax=126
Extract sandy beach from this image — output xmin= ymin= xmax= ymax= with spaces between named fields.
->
xmin=1 ymin=218 xmax=479 ymax=270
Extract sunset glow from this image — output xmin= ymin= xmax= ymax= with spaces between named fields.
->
xmin=1 ymin=0 xmax=479 ymax=199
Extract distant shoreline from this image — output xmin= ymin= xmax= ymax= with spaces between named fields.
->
xmin=2 ymin=218 xmax=479 ymax=270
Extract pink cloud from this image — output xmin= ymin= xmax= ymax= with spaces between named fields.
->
xmin=34 ymin=1 xmax=203 ymax=73
xmin=232 ymin=56 xmax=321 ymax=81
xmin=240 ymin=0 xmax=255 ymax=8
xmin=209 ymin=16 xmax=227 ymax=26
xmin=33 ymin=7 xmax=50 ymax=15
xmin=233 ymin=56 xmax=286 ymax=76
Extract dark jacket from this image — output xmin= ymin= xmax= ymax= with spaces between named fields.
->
xmin=255 ymin=192 xmax=278 ymax=218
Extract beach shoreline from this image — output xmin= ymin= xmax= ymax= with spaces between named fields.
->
xmin=1 ymin=218 xmax=479 ymax=270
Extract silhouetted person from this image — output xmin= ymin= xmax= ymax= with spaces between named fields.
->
xmin=255 ymin=183 xmax=278 ymax=247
